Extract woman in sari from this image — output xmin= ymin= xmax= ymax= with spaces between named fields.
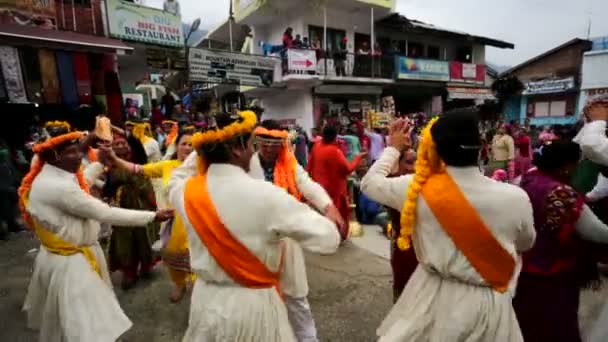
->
xmin=515 ymin=140 xmax=608 ymax=342
xmin=100 ymin=131 xmax=194 ymax=301
xmin=104 ymin=133 xmax=158 ymax=290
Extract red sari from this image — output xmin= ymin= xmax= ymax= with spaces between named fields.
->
xmin=307 ymin=140 xmax=363 ymax=240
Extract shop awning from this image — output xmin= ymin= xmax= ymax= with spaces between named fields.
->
xmin=447 ymin=87 xmax=495 ymax=101
xmin=0 ymin=24 xmax=133 ymax=54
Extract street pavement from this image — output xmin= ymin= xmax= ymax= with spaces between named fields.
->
xmin=0 ymin=226 xmax=607 ymax=341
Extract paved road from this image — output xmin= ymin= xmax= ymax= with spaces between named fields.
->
xmin=0 ymin=227 xmax=606 ymax=341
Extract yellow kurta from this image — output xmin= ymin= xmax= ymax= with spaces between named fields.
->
xmin=142 ymin=160 xmax=192 ymax=285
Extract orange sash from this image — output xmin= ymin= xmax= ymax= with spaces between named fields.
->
xmin=421 ymin=173 xmax=515 ymax=293
xmin=184 ymin=174 xmax=283 ymax=295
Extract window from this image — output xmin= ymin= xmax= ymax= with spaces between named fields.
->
xmin=427 ymin=45 xmax=440 ymax=60
xmin=528 ymin=96 xmax=575 ymax=117
xmin=309 ymin=26 xmax=347 ymax=52
xmin=456 ymin=46 xmax=472 ymax=63
xmin=408 ymin=42 xmax=423 ymax=58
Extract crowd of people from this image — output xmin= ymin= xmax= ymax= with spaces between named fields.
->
xmin=9 ymin=91 xmax=608 ymax=342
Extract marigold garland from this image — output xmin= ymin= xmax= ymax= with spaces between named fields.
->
xmin=398 ymin=117 xmax=444 ymax=251
xmin=254 ymin=127 xmax=290 ymax=139
xmin=44 ymin=121 xmax=71 ymax=132
xmin=19 ymin=132 xmax=90 ymax=229
xmin=192 ymin=111 xmax=257 ymax=175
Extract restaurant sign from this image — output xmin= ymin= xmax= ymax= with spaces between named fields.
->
xmin=106 ymin=0 xmax=183 ymax=47
xmin=523 ymin=77 xmax=575 ymax=95
xmin=396 ymin=57 xmax=450 ymax=82
xmin=189 ymin=48 xmax=279 ymax=87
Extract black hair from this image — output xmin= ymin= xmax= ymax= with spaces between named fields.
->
xmin=431 ymin=109 xmax=481 ymax=167
xmin=260 ymin=119 xmax=285 ymax=131
xmin=322 ymin=125 xmax=338 ymax=143
xmin=127 ymin=135 xmax=148 ymax=165
xmin=533 ymin=140 xmax=581 ymax=172
xmin=170 ymin=130 xmax=194 ymax=160
xmin=199 ymin=113 xmax=252 ymax=164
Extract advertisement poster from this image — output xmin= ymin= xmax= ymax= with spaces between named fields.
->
xmin=449 ymin=62 xmax=486 ymax=84
xmin=106 ymin=0 xmax=183 ymax=47
xmin=287 ymin=49 xmax=317 ymax=73
xmin=189 ymin=48 xmax=279 ymax=87
xmin=396 ymin=57 xmax=450 ymax=81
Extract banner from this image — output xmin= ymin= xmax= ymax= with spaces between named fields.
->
xmin=0 ymin=46 xmax=28 ymax=103
xmin=106 ymin=0 xmax=183 ymax=47
xmin=447 ymin=87 xmax=495 ymax=100
xmin=523 ymin=77 xmax=575 ymax=95
xmin=396 ymin=57 xmax=449 ymax=81
xmin=450 ymin=62 xmax=486 ymax=84
xmin=287 ymin=49 xmax=317 ymax=73
xmin=188 ymin=48 xmax=279 ymax=87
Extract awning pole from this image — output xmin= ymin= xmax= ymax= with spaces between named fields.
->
xmin=323 ymin=6 xmax=327 ymax=51
xmin=370 ymin=7 xmax=374 ymax=54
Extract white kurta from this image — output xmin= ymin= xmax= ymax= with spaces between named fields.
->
xmin=24 ymin=163 xmax=157 ymax=342
xmin=249 ymin=152 xmax=332 ymax=298
xmin=168 ymin=152 xmax=340 ymax=342
xmin=361 ymin=147 xmax=536 ymax=342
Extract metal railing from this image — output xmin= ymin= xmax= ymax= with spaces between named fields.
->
xmin=283 ymin=49 xmax=395 ymax=79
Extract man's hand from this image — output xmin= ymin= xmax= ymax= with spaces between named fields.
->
xmin=388 ymin=118 xmax=413 ymax=152
xmin=154 ymin=209 xmax=174 ymax=222
xmin=324 ymin=204 xmax=345 ymax=230
xmin=97 ymin=143 xmax=117 ymax=166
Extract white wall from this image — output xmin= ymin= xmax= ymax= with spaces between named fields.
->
xmin=261 ymin=89 xmax=314 ymax=133
xmin=581 ymin=50 xmax=608 ymax=90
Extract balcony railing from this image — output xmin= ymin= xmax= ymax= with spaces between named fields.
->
xmin=283 ymin=49 xmax=395 ymax=79
xmin=281 ymin=49 xmax=487 ymax=84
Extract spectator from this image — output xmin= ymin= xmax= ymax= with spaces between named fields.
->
xmin=333 ymin=39 xmax=348 ymax=76
xmin=170 ymin=103 xmax=190 ymax=125
xmin=357 ymin=41 xmax=371 ymax=55
xmin=282 ymin=27 xmax=294 ymax=49
xmin=301 ymin=37 xmax=310 ymax=49
xmin=293 ymin=34 xmax=303 ymax=49
xmin=150 ymin=99 xmax=164 ymax=127
xmin=161 ymin=89 xmax=176 ymax=116
xmin=312 ymin=38 xmax=322 ymax=60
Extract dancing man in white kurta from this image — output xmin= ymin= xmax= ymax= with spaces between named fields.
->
xmin=249 ymin=120 xmax=344 ymax=342
xmin=18 ymin=122 xmax=173 ymax=342
xmin=361 ymin=110 xmax=536 ymax=341
xmin=167 ymin=111 xmax=341 ymax=342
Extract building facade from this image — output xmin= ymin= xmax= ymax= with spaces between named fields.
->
xmin=503 ymin=38 xmax=592 ymax=126
xmin=202 ymin=0 xmax=513 ymax=133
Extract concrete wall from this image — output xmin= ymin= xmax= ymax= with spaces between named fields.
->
xmin=260 ymin=89 xmax=314 ymax=133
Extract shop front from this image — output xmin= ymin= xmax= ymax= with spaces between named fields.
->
xmin=521 ymin=77 xmax=579 ymax=126
xmin=0 ymin=24 xmax=133 ymax=123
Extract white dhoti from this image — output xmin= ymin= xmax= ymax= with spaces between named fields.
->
xmin=183 ymin=280 xmax=296 ymax=342
xmin=23 ymin=244 xmax=132 ymax=342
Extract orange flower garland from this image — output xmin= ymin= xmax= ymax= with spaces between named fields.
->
xmin=398 ymin=117 xmax=444 ymax=250
xmin=254 ymin=126 xmax=301 ymax=199
xmin=19 ymin=131 xmax=90 ymax=229
xmin=192 ymin=111 xmax=257 ymax=175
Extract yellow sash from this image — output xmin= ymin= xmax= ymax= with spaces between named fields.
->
xmin=33 ymin=220 xmax=101 ymax=277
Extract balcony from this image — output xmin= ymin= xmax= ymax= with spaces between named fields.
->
xmin=280 ymin=49 xmax=395 ymax=86
xmin=279 ymin=49 xmax=488 ymax=88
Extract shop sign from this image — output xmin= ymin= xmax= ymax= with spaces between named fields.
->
xmin=447 ymin=87 xmax=495 ymax=100
xmin=355 ymin=0 xmax=395 ymax=9
xmin=189 ymin=48 xmax=279 ymax=87
xmin=523 ymin=77 xmax=575 ymax=95
xmin=106 ymin=0 xmax=183 ymax=47
xmin=287 ymin=49 xmax=317 ymax=72
xmin=396 ymin=57 xmax=450 ymax=82
xmin=449 ymin=62 xmax=486 ymax=84
xmin=586 ymin=88 xmax=608 ymax=96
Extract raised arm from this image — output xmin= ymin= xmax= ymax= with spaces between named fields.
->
xmin=573 ymin=121 xmax=608 ymax=166
xmin=83 ymin=162 xmax=105 ymax=188
xmin=576 ymin=204 xmax=608 ymax=243
xmin=266 ymin=184 xmax=340 ymax=255
xmin=57 ymin=185 xmax=157 ymax=227
xmin=361 ymin=147 xmax=411 ymax=210
xmin=587 ymin=174 xmax=608 ymax=202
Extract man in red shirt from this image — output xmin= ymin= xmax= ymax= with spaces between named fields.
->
xmin=307 ymin=125 xmax=366 ymax=240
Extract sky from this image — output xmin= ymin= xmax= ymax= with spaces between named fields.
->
xmin=148 ymin=0 xmax=608 ymax=67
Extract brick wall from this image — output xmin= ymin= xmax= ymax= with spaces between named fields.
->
xmin=512 ymin=41 xmax=592 ymax=83
xmin=55 ymin=0 xmax=104 ymax=36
